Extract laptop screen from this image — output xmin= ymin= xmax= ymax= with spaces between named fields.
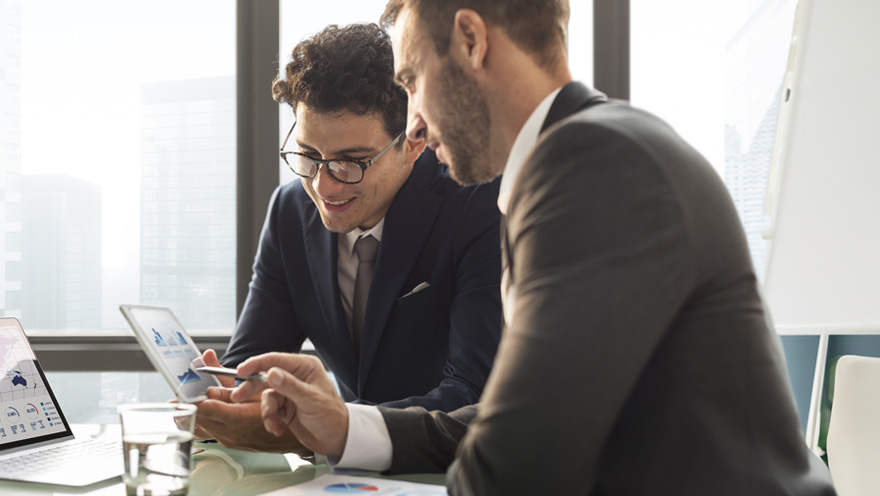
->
xmin=0 ymin=317 xmax=73 ymax=452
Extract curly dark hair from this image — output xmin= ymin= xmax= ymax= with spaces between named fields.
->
xmin=272 ymin=23 xmax=407 ymax=140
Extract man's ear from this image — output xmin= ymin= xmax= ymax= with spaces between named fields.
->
xmin=403 ymin=137 xmax=427 ymax=163
xmin=449 ymin=9 xmax=489 ymax=70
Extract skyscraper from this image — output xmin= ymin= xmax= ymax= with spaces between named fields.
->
xmin=20 ymin=175 xmax=102 ymax=329
xmin=140 ymin=76 xmax=236 ymax=330
xmin=723 ymin=0 xmax=797 ymax=280
xmin=725 ymin=90 xmax=782 ymax=281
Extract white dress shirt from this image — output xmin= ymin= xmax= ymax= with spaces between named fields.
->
xmin=498 ymin=87 xmax=562 ymax=326
xmin=497 ymin=87 xmax=562 ymax=215
xmin=331 ymin=87 xmax=563 ymax=472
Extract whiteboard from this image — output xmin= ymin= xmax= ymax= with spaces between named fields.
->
xmin=764 ymin=0 xmax=880 ymax=327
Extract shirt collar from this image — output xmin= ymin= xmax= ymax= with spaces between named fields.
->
xmin=341 ymin=218 xmax=385 ymax=257
xmin=497 ymin=87 xmax=563 ymax=215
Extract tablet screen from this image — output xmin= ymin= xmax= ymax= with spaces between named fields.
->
xmin=120 ymin=305 xmax=220 ymax=402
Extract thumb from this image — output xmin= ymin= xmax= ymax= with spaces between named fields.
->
xmin=202 ymin=349 xmax=221 ymax=367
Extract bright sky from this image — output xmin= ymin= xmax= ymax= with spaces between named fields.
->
xmin=20 ymin=0 xmax=235 ymax=271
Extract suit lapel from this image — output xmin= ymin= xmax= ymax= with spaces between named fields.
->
xmin=357 ymin=158 xmax=444 ymax=391
xmin=301 ymin=199 xmax=358 ymax=388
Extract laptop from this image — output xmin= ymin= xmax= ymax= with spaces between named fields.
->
xmin=0 ymin=317 xmax=123 ymax=486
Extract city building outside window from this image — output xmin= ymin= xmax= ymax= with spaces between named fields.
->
xmin=632 ymin=0 xmax=798 ymax=279
xmin=4 ymin=0 xmax=236 ymax=331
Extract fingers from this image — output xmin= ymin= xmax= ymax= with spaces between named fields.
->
xmin=232 ymin=353 xmax=323 ymax=403
xmin=201 ymin=349 xmax=235 ymax=387
xmin=237 ymin=352 xmax=323 ymax=379
xmin=230 ymin=378 xmax=271 ymax=403
xmin=202 ymin=349 xmax=221 ymax=366
xmin=261 ymin=389 xmax=293 ymax=437
xmin=196 ymin=398 xmax=240 ymax=420
xmin=257 ymin=368 xmax=311 ymax=436
xmin=205 ymin=386 xmax=234 ymax=402
xmin=264 ymin=366 xmax=312 ymax=399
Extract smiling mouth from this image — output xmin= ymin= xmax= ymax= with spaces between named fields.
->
xmin=321 ymin=197 xmax=355 ymax=213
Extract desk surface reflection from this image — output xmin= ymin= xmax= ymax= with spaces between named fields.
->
xmin=1 ymin=425 xmax=443 ymax=496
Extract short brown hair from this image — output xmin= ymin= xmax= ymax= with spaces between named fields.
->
xmin=272 ymin=23 xmax=406 ymax=139
xmin=381 ymin=0 xmax=569 ymax=70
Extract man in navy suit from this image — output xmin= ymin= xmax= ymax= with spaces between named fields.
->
xmin=193 ymin=23 xmax=502 ymax=454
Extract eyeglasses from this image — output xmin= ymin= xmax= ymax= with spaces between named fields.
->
xmin=280 ymin=122 xmax=404 ymax=184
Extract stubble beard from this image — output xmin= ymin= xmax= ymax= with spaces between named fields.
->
xmin=436 ymin=60 xmax=498 ymax=186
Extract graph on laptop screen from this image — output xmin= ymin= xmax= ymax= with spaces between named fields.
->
xmin=0 ymin=322 xmax=69 ymax=444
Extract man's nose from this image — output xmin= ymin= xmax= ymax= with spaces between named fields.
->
xmin=406 ymin=108 xmax=427 ymax=143
xmin=311 ymin=166 xmax=345 ymax=197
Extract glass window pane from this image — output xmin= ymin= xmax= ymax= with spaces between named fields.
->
xmin=570 ymin=1 xmax=594 ymax=85
xmin=632 ymin=0 xmax=797 ymax=279
xmin=3 ymin=0 xmax=236 ymax=331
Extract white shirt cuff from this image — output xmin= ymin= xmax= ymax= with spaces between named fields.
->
xmin=329 ymin=403 xmax=393 ymax=472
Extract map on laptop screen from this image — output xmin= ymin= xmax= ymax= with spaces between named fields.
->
xmin=0 ymin=321 xmax=69 ymax=445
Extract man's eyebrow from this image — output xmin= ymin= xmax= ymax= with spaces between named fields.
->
xmin=295 ymin=141 xmax=377 ymax=157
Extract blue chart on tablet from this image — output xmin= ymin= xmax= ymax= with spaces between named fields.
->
xmin=120 ymin=304 xmax=221 ymax=402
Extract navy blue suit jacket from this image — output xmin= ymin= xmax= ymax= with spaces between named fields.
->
xmin=223 ymin=151 xmax=503 ymax=412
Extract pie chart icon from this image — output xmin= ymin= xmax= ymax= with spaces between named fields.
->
xmin=324 ymin=483 xmax=380 ymax=493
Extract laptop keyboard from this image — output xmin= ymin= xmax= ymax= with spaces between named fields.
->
xmin=0 ymin=438 xmax=121 ymax=478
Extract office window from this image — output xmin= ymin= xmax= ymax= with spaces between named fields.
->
xmin=631 ymin=0 xmax=798 ymax=279
xmin=5 ymin=0 xmax=236 ymax=331
xmin=278 ymin=0 xmax=593 ymax=183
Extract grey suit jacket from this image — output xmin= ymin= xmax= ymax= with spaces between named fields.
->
xmin=378 ymin=83 xmax=836 ymax=495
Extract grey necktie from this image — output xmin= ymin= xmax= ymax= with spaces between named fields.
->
xmin=352 ymin=234 xmax=379 ymax=350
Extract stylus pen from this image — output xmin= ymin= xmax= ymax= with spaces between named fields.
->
xmin=195 ymin=366 xmax=268 ymax=382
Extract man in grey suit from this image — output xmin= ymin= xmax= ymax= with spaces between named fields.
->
xmin=231 ymin=1 xmax=837 ymax=494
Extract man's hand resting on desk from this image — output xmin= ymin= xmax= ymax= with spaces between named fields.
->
xmin=193 ymin=350 xmax=311 ymax=455
xmin=232 ymin=353 xmax=349 ymax=459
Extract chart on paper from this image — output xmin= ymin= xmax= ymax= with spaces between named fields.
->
xmin=257 ymin=474 xmax=447 ymax=496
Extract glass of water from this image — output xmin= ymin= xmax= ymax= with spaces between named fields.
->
xmin=118 ymin=403 xmax=197 ymax=496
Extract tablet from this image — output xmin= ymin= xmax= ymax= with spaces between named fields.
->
xmin=119 ymin=304 xmax=221 ymax=402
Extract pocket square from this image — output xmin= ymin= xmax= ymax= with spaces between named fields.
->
xmin=402 ymin=282 xmax=431 ymax=298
